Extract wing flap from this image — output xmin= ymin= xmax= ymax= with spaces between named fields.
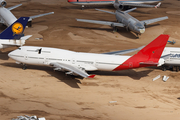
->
xmin=50 ymin=62 xmax=95 ymax=78
xmin=76 ymin=19 xmax=124 ymax=27
xmin=141 ymin=16 xmax=168 ymax=25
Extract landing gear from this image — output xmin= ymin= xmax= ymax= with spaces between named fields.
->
xmin=172 ymin=66 xmax=179 ymax=72
xmin=22 ymin=64 xmax=27 ymax=70
xmin=27 ymin=21 xmax=32 ymax=27
xmin=162 ymin=65 xmax=166 ymax=71
xmin=113 ymin=27 xmax=118 ymax=32
xmin=136 ymin=33 xmax=141 ymax=39
xmin=81 ymin=5 xmax=84 ymax=10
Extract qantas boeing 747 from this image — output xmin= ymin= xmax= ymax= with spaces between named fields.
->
xmin=8 ymin=34 xmax=169 ymax=78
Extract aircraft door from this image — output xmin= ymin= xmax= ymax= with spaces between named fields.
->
xmin=44 ymin=57 xmax=49 ymax=65
xmin=24 ymin=55 xmax=28 ymax=60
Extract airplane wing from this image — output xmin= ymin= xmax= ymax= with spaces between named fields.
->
xmin=141 ymin=16 xmax=168 ymax=26
xmin=7 ymin=4 xmax=22 ymax=11
xmin=95 ymin=9 xmax=115 ymax=15
xmin=120 ymin=2 xmax=161 ymax=8
xmin=76 ymin=19 xmax=125 ymax=27
xmin=49 ymin=62 xmax=95 ymax=78
xmin=29 ymin=12 xmax=54 ymax=21
xmin=103 ymin=46 xmax=144 ymax=55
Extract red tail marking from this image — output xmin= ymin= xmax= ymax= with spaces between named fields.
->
xmin=88 ymin=75 xmax=95 ymax=78
xmin=113 ymin=34 xmax=170 ymax=71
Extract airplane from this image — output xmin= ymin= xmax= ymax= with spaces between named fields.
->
xmin=0 ymin=17 xmax=32 ymax=49
xmin=160 ymin=47 xmax=180 ymax=72
xmin=68 ymin=0 xmax=161 ymax=9
xmin=0 ymin=0 xmax=54 ymax=27
xmin=8 ymin=34 xmax=169 ymax=78
xmin=76 ymin=8 xmax=168 ymax=38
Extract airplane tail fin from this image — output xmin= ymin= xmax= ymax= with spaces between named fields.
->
xmin=113 ymin=34 xmax=169 ymax=71
xmin=0 ymin=17 xmax=29 ymax=40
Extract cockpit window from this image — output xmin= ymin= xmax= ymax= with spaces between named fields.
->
xmin=135 ymin=22 xmax=144 ymax=29
xmin=18 ymin=47 xmax=21 ymax=50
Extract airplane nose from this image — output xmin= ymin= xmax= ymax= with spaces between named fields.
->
xmin=139 ymin=29 xmax=145 ymax=34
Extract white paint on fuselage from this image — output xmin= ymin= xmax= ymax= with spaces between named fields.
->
xmin=162 ymin=47 xmax=180 ymax=66
xmin=8 ymin=46 xmax=131 ymax=71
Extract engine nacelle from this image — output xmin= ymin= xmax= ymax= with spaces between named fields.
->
xmin=113 ymin=2 xmax=124 ymax=10
xmin=0 ymin=0 xmax=6 ymax=7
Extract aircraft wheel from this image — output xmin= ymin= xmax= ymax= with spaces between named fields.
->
xmin=173 ymin=66 xmax=176 ymax=71
xmin=176 ymin=66 xmax=179 ymax=72
xmin=22 ymin=65 xmax=27 ymax=70
xmin=162 ymin=66 xmax=166 ymax=71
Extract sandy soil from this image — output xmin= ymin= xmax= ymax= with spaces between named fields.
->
xmin=1 ymin=0 xmax=180 ymax=120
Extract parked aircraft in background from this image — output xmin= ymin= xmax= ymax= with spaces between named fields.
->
xmin=68 ymin=0 xmax=161 ymax=9
xmin=0 ymin=0 xmax=54 ymax=27
xmin=76 ymin=8 xmax=168 ymax=38
xmin=8 ymin=34 xmax=169 ymax=78
xmin=161 ymin=47 xmax=180 ymax=72
xmin=0 ymin=17 xmax=31 ymax=49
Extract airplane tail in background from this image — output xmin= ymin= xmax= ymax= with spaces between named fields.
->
xmin=0 ymin=17 xmax=29 ymax=40
xmin=113 ymin=34 xmax=170 ymax=71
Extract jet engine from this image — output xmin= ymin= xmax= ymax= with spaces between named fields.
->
xmin=0 ymin=0 xmax=6 ymax=7
xmin=113 ymin=2 xmax=124 ymax=10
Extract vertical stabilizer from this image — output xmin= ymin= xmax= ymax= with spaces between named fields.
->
xmin=114 ymin=34 xmax=169 ymax=71
xmin=0 ymin=17 xmax=29 ymax=39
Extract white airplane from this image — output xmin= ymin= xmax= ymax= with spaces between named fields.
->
xmin=0 ymin=0 xmax=54 ymax=27
xmin=8 ymin=34 xmax=169 ymax=78
xmin=161 ymin=47 xmax=180 ymax=72
xmin=0 ymin=17 xmax=31 ymax=49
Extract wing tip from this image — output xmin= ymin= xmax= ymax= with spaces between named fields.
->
xmin=88 ymin=75 xmax=96 ymax=78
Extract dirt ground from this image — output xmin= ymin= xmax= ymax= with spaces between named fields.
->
xmin=1 ymin=0 xmax=180 ymax=120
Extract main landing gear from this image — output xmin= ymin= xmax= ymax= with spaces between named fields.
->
xmin=22 ymin=64 xmax=27 ymax=70
xmin=136 ymin=33 xmax=141 ymax=39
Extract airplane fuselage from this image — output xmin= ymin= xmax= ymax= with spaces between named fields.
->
xmin=68 ymin=0 xmax=161 ymax=5
xmin=0 ymin=7 xmax=17 ymax=26
xmin=8 ymin=46 xmax=133 ymax=71
xmin=162 ymin=47 xmax=180 ymax=66
xmin=115 ymin=10 xmax=145 ymax=34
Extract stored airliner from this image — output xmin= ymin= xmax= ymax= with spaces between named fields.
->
xmin=76 ymin=8 xmax=168 ymax=37
xmin=161 ymin=47 xmax=180 ymax=72
xmin=68 ymin=0 xmax=161 ymax=9
xmin=8 ymin=34 xmax=169 ymax=78
xmin=0 ymin=17 xmax=31 ymax=49
xmin=0 ymin=0 xmax=54 ymax=27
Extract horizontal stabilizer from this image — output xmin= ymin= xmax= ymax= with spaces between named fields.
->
xmin=29 ymin=12 xmax=54 ymax=20
xmin=7 ymin=4 xmax=22 ymax=11
xmin=124 ymin=7 xmax=137 ymax=13
xmin=76 ymin=19 xmax=124 ymax=27
xmin=139 ymin=62 xmax=159 ymax=65
xmin=1 ymin=35 xmax=32 ymax=47
xmin=95 ymin=9 xmax=115 ymax=15
xmin=141 ymin=16 xmax=168 ymax=25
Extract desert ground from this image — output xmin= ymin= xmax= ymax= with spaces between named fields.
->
xmin=1 ymin=0 xmax=180 ymax=120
